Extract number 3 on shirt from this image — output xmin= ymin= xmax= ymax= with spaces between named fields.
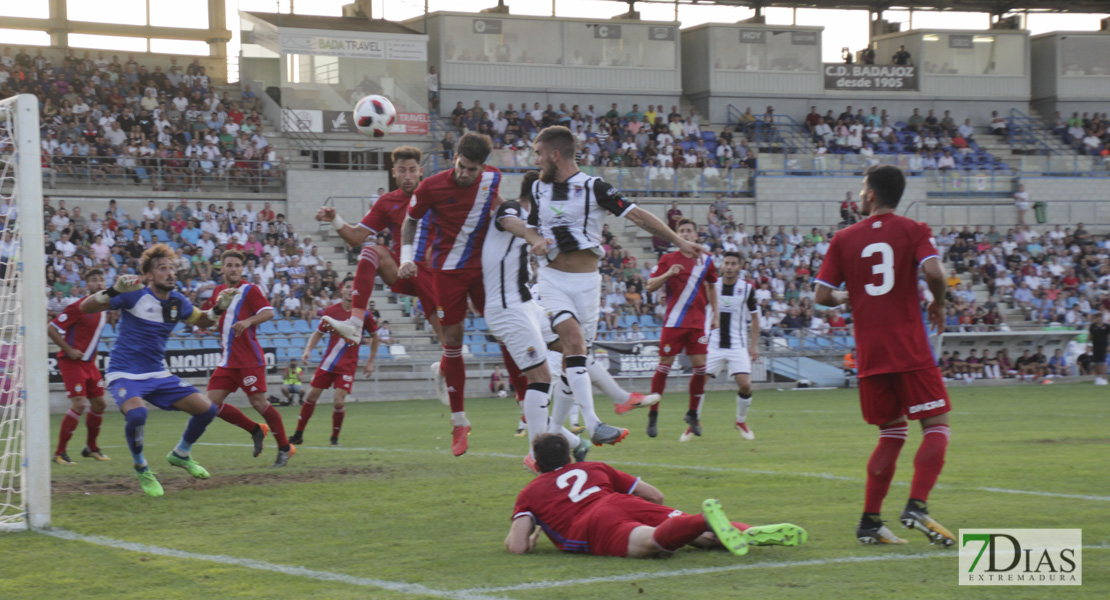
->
xmin=862 ymin=242 xmax=894 ymax=296
xmin=556 ymin=469 xmax=601 ymax=503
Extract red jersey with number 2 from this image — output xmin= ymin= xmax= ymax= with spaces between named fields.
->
xmin=815 ymin=213 xmax=939 ymax=378
xmin=512 ymin=462 xmax=640 ymax=552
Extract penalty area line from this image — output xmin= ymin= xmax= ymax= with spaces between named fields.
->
xmin=39 ymin=528 xmax=512 ymax=600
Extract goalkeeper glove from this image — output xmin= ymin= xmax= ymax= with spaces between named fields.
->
xmin=93 ymin=274 xmax=143 ymax=303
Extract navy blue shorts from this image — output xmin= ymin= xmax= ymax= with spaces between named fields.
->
xmin=108 ymin=375 xmax=200 ymax=411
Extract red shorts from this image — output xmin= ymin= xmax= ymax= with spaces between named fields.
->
xmin=207 ymin=366 xmax=268 ymax=394
xmin=659 ymin=327 xmax=709 ymax=357
xmin=858 ymin=367 xmax=952 ymax=425
xmin=58 ymin=358 xmax=105 ymax=399
xmin=569 ymin=494 xmax=684 ymax=557
xmin=433 ymin=267 xmax=485 ymax=327
xmin=390 ymin=261 xmax=439 ymax=320
xmin=311 ymin=369 xmax=354 ymax=393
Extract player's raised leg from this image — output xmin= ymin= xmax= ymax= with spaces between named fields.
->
xmin=165 ymin=391 xmax=218 ymax=480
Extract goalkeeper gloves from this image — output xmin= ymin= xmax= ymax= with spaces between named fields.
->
xmin=93 ymin=274 xmax=143 ymax=303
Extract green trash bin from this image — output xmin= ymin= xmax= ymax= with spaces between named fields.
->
xmin=1033 ymin=201 xmax=1047 ymax=224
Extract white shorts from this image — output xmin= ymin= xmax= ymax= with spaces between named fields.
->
xmin=537 ymin=268 xmax=601 ymax=345
xmin=486 ymin=300 xmax=549 ymax=371
xmin=1015 ymin=202 xmax=1031 ymax=211
xmin=706 ymin=346 xmax=752 ymax=377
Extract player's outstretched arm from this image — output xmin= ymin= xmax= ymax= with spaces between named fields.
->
xmin=80 ymin=274 xmax=142 ymax=313
xmin=302 ymin=330 xmax=324 ymax=364
xmin=750 ymin=309 xmax=761 ymax=361
xmin=625 ymin=207 xmax=703 ymax=257
xmin=233 ymin=306 xmax=274 ymax=337
xmin=189 ymin=288 xmax=239 ymax=329
xmin=505 ymin=516 xmax=540 ymax=554
xmin=646 ymin=264 xmax=682 ymax=294
xmin=362 ymin=333 xmax=380 ymax=376
xmin=499 ymin=214 xmax=547 ymax=249
xmin=922 ymin=256 xmax=948 ymax=333
xmin=630 ymin=480 xmax=665 ymax=504
xmin=398 ymin=216 xmax=419 ymax=278
xmin=813 ymin=284 xmax=849 ymax=308
xmin=318 ymin=206 xmax=372 ymax=249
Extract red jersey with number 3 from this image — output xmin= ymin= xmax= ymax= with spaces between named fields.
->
xmin=511 ymin=461 xmax=640 ymax=552
xmin=407 ymin=166 xmax=501 ymax=271
xmin=50 ymin=301 xmax=106 ymax=361
xmin=318 ymin=302 xmax=378 ymax=374
xmin=651 ymin=251 xmax=718 ymax=330
xmin=203 ymin=281 xmax=273 ymax=368
xmin=815 ymin=213 xmax=939 ymax=378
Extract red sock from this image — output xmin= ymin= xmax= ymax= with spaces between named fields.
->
xmin=500 ymin=346 xmax=528 ymax=403
xmin=217 ymin=402 xmax=259 ymax=433
xmin=688 ymin=366 xmax=707 ymax=412
xmin=351 ymin=245 xmax=380 ymax=314
xmin=650 ymin=363 xmax=671 ymax=413
xmin=56 ymin=409 xmax=80 ymax=455
xmin=296 ymin=401 xmax=317 ymax=433
xmin=442 ymin=345 xmax=466 ymax=413
xmin=261 ymin=405 xmax=289 ymax=447
xmin=652 ymin=513 xmax=708 ymax=552
xmin=332 ymin=407 xmax=345 ymax=438
xmin=864 ymin=424 xmax=908 ymax=514
xmin=85 ymin=409 xmax=104 ymax=451
xmin=731 ymin=521 xmax=750 ymax=532
xmin=910 ymin=425 xmax=950 ymax=502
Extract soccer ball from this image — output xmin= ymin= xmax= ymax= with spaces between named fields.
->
xmin=497 ymin=390 xmax=508 ymax=398
xmin=354 ymin=94 xmax=397 ymax=138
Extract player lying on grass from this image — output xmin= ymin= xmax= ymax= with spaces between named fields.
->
xmin=506 ymin=433 xmax=807 ymax=558
xmin=80 ymin=244 xmax=238 ymax=497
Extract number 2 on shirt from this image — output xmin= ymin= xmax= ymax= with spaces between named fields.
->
xmin=556 ymin=469 xmax=601 ymax=503
xmin=862 ymin=242 xmax=894 ymax=296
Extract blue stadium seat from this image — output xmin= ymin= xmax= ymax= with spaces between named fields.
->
xmin=359 ymin=345 xmax=370 ymax=358
xmin=274 ymin=337 xmax=292 ymax=348
xmin=294 ymin=320 xmax=313 ymax=334
xmin=100 ymin=324 xmax=116 ymax=339
xmin=276 ymin=320 xmax=296 ymax=334
xmin=259 ymin=321 xmax=278 ymax=335
xmin=97 ymin=341 xmax=110 ymax=352
xmin=166 ymin=339 xmax=185 ymax=350
xmin=701 ymin=131 xmax=716 ymax=142
xmin=473 ymin=317 xmax=487 ymax=331
xmin=639 ymin=315 xmax=655 ymax=327
xmin=185 ymin=339 xmax=202 ymax=349
xmin=310 ymin=349 xmax=324 ymax=362
xmin=876 ymin=142 xmax=890 ymax=154
xmin=894 ymin=121 xmax=907 ymax=130
xmin=377 ymin=345 xmax=391 ymax=357
xmin=276 ymin=348 xmax=294 ymax=361
xmin=201 ymin=339 xmax=220 ymax=349
xmin=154 ymin=229 xmax=169 ymax=242
xmin=139 ymin=229 xmax=152 ymax=243
xmin=310 ymin=319 xmax=322 ymax=330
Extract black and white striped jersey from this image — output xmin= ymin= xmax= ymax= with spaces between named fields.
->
xmin=528 ymin=171 xmax=636 ymax=261
xmin=709 ymin=279 xmax=759 ymax=350
xmin=483 ymin=200 xmax=533 ymax=310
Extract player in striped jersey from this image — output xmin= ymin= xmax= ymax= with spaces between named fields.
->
xmin=398 ymin=133 xmax=501 ymax=456
xmin=203 ymin=250 xmax=296 ymax=467
xmin=644 ymin=218 xmax=719 ymax=440
xmin=290 ymin=278 xmax=379 ymax=447
xmin=528 ymin=126 xmax=697 ymax=447
xmin=705 ymin=252 xmax=761 ymax=440
xmin=48 ymin=268 xmax=110 ymax=464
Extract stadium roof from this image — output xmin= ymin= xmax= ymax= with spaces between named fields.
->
xmin=628 ymin=0 xmax=1110 ymax=13
xmin=243 ymin=11 xmax=422 ymax=35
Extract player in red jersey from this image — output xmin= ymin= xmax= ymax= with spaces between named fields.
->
xmin=644 ymin=218 xmax=718 ymax=440
xmin=289 ymin=278 xmax=379 ymax=446
xmin=317 ymin=146 xmax=441 ymax=344
xmin=48 ymin=268 xmax=111 ymax=464
xmin=202 ymin=250 xmax=296 ymax=467
xmin=398 ymin=132 xmax=501 ymax=456
xmin=814 ymin=165 xmax=954 ymax=547
xmin=506 ymin=434 xmax=807 ymax=557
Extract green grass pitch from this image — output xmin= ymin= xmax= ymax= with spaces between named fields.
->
xmin=1 ymin=384 xmax=1106 ymax=599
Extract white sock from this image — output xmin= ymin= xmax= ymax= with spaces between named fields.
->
xmin=522 ymin=383 xmax=551 ymax=452
xmin=566 ymin=356 xmax=601 ymax=436
xmin=548 ymin=376 xmax=575 ymax=434
xmin=558 ymin=426 xmax=580 ymax=449
xmin=587 ymin=354 xmax=630 ymax=404
xmin=450 ymin=411 xmax=470 ymax=427
xmin=568 ymin=402 xmax=581 ymax=427
xmin=736 ymin=393 xmax=753 ymax=423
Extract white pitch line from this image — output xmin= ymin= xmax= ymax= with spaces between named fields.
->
xmin=40 ymin=528 xmax=510 ymax=600
xmin=193 ymin=442 xmax=1110 ymax=503
xmin=460 ymin=544 xmax=1110 ymax=594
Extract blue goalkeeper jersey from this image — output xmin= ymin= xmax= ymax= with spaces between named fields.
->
xmin=106 ymin=287 xmax=199 ymax=381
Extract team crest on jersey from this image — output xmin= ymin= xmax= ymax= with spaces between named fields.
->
xmin=58 ymin=313 xmax=68 ymax=322
xmin=169 ymin=306 xmax=179 ymax=321
xmin=437 ymin=306 xmax=445 ymax=319
xmin=526 ymin=346 xmax=537 ymax=360
xmin=872 ymin=221 xmax=882 ymax=229
xmin=572 ymin=185 xmax=583 ymax=194
xmin=243 ymin=376 xmax=258 ymax=386
xmin=75 ymin=384 xmax=83 ymax=392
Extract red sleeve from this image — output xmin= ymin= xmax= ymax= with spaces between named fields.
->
xmin=247 ymin=285 xmax=271 ymax=313
xmin=50 ymin=301 xmax=83 ymax=333
xmin=200 ymin=285 xmax=221 ymax=311
xmin=815 ymin=235 xmax=844 ymax=288
xmin=406 ymin=179 xmax=434 ymax=221
xmin=362 ymin=314 xmax=379 ymax=335
xmin=511 ymin=487 xmax=534 ymax=520
xmin=914 ymin=222 xmax=940 ymax=266
xmin=359 ymin=200 xmax=391 ymax=235
xmin=650 ymin=254 xmax=669 ymax=277
xmin=704 ymin=259 xmax=718 ymax=284
xmin=596 ymin=462 xmax=640 ymax=494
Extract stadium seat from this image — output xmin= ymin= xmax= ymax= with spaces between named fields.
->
xmin=701 ymin=131 xmax=716 ymax=142
xmin=201 ymin=339 xmax=220 ymax=350
xmin=359 ymin=345 xmax=370 ymax=358
xmin=259 ymin=321 xmax=277 ymax=335
xmin=639 ymin=315 xmax=655 ymax=327
xmin=166 ymin=339 xmax=185 ymax=350
xmin=894 ymin=121 xmax=907 ymax=130
xmin=473 ymin=317 xmax=487 ymax=331
xmin=97 ymin=341 xmax=110 ymax=353
xmin=100 ymin=324 xmax=116 ymax=339
xmin=274 ymin=337 xmax=292 ymax=348
xmin=310 ymin=349 xmax=324 ymax=362
xmin=276 ymin=320 xmax=296 ymax=334
xmin=139 ymin=230 xmax=152 ymax=243
xmin=154 ymin=229 xmax=169 ymax=242
xmin=276 ymin=348 xmax=294 ymax=361
xmin=377 ymin=345 xmax=391 ymax=357
xmin=185 ymin=339 xmax=202 ymax=349
xmin=310 ymin=319 xmax=322 ymax=330
xmin=294 ymin=320 xmax=313 ymax=334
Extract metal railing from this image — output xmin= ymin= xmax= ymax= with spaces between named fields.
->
xmin=1007 ymin=108 xmax=1055 ymax=155
xmin=727 ymin=107 xmax=806 ymax=153
xmin=39 ymin=156 xmax=285 ymax=193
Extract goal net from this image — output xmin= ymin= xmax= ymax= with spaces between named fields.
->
xmin=0 ymin=94 xmax=49 ymax=531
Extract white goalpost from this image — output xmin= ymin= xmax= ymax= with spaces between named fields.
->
xmin=0 ymin=94 xmax=49 ymax=531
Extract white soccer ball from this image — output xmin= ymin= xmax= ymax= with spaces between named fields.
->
xmin=497 ymin=390 xmax=508 ymax=398
xmin=354 ymin=94 xmax=397 ymax=138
